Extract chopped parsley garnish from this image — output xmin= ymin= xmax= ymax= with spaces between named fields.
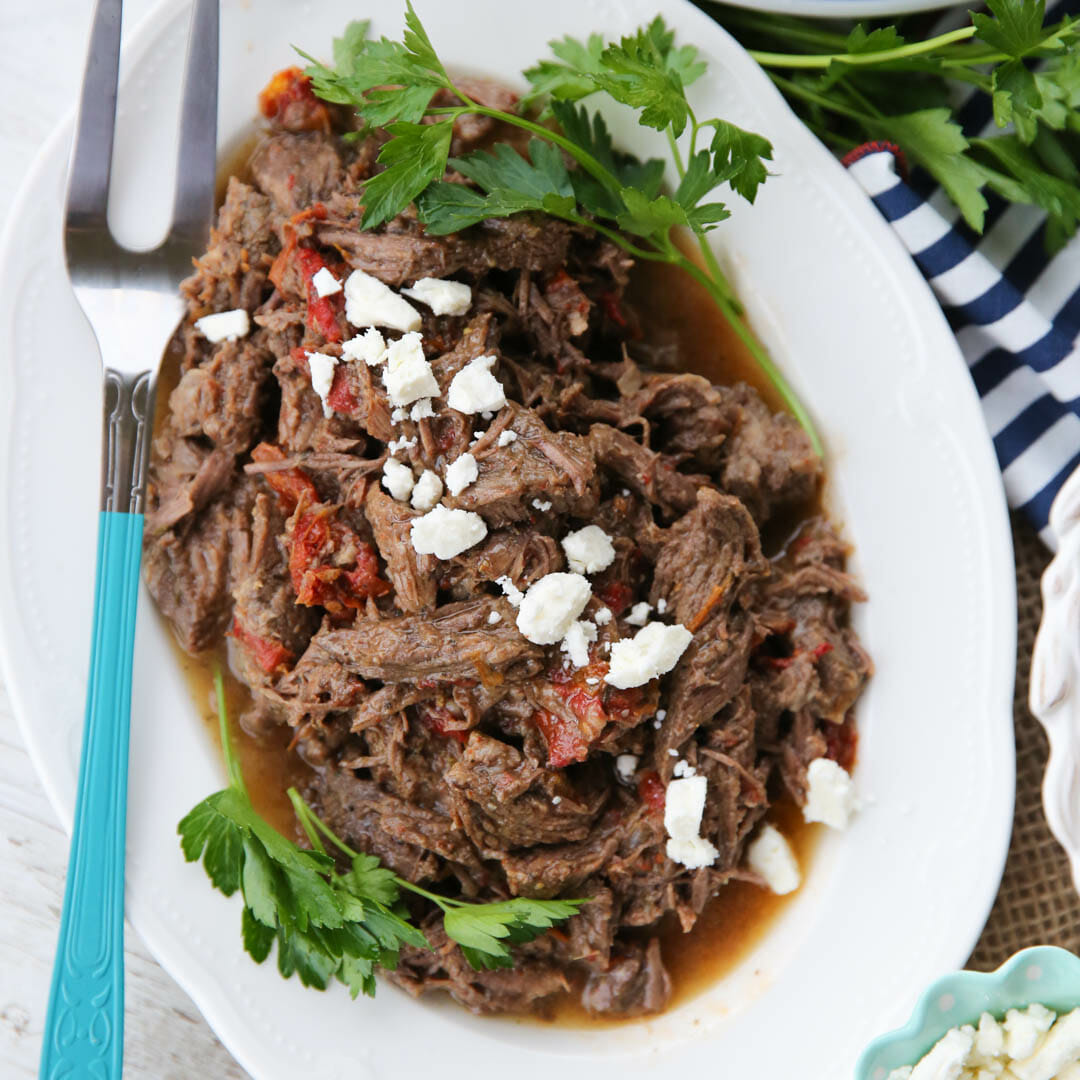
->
xmin=178 ymin=671 xmax=584 ymax=996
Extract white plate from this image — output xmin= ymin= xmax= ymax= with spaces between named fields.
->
xmin=1031 ymin=468 xmax=1080 ymax=895
xmin=718 ymin=0 xmax=952 ymax=16
xmin=0 ymin=1 xmax=1015 ymax=1078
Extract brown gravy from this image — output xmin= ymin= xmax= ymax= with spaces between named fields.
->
xmin=162 ymin=161 xmax=828 ymax=1022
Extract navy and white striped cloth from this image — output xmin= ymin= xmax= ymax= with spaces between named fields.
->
xmin=843 ymin=1 xmax=1080 ymax=548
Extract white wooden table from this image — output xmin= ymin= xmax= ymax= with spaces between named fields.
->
xmin=0 ymin=2 xmax=246 ymax=1075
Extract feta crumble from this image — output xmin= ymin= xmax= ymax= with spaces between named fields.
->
xmin=343 ymin=269 xmax=421 ymax=332
xmin=311 ymin=266 xmax=342 ymax=297
xmin=445 ymin=452 xmax=479 ymax=496
xmin=672 ymin=759 xmax=697 ymax=779
xmin=746 ymin=825 xmax=800 ymax=895
xmin=585 ymin=677 xmax=600 ymax=686
xmin=410 ymin=469 xmax=443 ymax=512
xmin=516 ymin=573 xmax=592 ymax=646
xmin=552 ymin=795 xmax=562 ymax=805
xmin=615 ymin=754 xmax=638 ymax=782
xmin=402 ymin=277 xmax=472 ymax=316
xmin=561 ymin=525 xmax=616 ymax=575
xmin=195 ymin=308 xmax=250 ymax=343
xmin=657 ymin=709 xmax=667 ymax=721
xmin=532 ymin=499 xmax=553 ymax=512
xmin=605 ymin=622 xmax=693 ymax=689
xmin=594 ymin=607 xmax=613 ymax=626
xmin=664 ymin=775 xmax=718 ymax=870
xmin=561 ymin=619 xmax=597 ymax=668
xmin=410 ymin=398 xmax=435 ymax=421
xmin=341 ymin=327 xmax=387 ymax=367
xmin=391 ymin=407 xmax=408 ymax=423
xmin=306 ymin=351 xmax=338 ymax=418
xmin=496 ymin=575 xmax=525 ymax=608
xmin=803 ymin=758 xmax=857 ymax=829
xmin=446 ymin=354 xmax=506 ymax=414
xmin=626 ymin=601 xmax=652 ymax=626
xmin=657 ymin=598 xmax=668 ymax=614
xmin=382 ymin=458 xmax=415 ymax=502
xmin=410 ymin=505 xmax=487 ymax=560
xmin=382 ymin=332 xmax=439 ymax=407
xmin=387 ymin=435 xmax=417 ymax=454
xmin=497 ymin=430 xmax=518 ymax=447
xmin=487 ymin=610 xmax=502 ymax=625
xmin=888 ymin=1005 xmax=1080 ymax=1080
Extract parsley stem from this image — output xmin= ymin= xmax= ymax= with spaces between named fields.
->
xmin=747 ymin=26 xmax=977 ymax=68
xmin=765 ymin=73 xmax=871 ymax=125
xmin=393 ymin=878 xmax=462 ymax=910
xmin=287 ymin=788 xmax=328 ymax=855
xmin=213 ymin=668 xmax=248 ymax=798
xmin=287 ymin=786 xmax=360 ymax=859
xmin=666 ymin=128 xmax=686 ymax=179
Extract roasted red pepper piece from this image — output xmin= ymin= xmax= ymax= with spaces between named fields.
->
xmin=419 ymin=704 xmax=470 ymax=744
xmin=596 ymin=581 xmax=633 ymax=617
xmin=250 ymin=442 xmax=320 ymax=513
xmin=533 ymin=709 xmax=590 ymax=769
xmin=230 ymin=617 xmax=293 ymax=674
xmin=293 ymin=246 xmax=345 ymax=344
xmin=325 ymin=364 xmax=358 ymax=413
xmin=638 ymin=771 xmax=666 ymax=814
xmin=258 ymin=66 xmax=331 ymax=132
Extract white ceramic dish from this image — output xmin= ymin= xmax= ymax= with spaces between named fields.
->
xmin=1031 ymin=468 xmax=1080 ymax=895
xmin=0 ymin=1 xmax=1015 ymax=1078
xmin=714 ymin=0 xmax=953 ymax=17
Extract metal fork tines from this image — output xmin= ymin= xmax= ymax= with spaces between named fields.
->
xmin=66 ymin=0 xmax=219 ymax=511
xmin=40 ymin=1 xmax=219 ymax=1078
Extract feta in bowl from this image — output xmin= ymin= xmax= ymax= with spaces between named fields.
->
xmin=856 ymin=947 xmax=1080 ymax=1080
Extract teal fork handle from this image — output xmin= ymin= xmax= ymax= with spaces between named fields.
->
xmin=40 ymin=510 xmax=144 ymax=1080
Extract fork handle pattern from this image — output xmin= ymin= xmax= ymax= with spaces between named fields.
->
xmin=40 ymin=368 xmax=154 ymax=1080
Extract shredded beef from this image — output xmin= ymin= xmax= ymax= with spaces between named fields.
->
xmin=145 ymin=101 xmax=870 ymax=1022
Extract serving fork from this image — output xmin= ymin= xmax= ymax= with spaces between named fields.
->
xmin=40 ymin=1 xmax=218 ymax=1076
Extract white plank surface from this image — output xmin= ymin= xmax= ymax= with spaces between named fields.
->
xmin=0 ymin=2 xmax=247 ymax=1076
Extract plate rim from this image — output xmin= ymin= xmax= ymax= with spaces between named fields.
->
xmin=0 ymin=0 xmax=1016 ymax=1076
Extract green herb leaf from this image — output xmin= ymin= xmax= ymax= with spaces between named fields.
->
xmin=442 ymin=897 xmax=586 ymax=969
xmin=706 ymin=120 xmax=774 ymax=203
xmin=361 ymin=120 xmax=454 ymax=229
xmin=845 ymin=24 xmax=905 ymax=55
xmin=972 ymin=0 xmax=1048 ymax=59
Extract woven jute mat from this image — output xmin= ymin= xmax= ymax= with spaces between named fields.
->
xmin=968 ymin=514 xmax=1080 ymax=969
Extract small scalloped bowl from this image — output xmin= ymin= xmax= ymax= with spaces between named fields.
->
xmin=855 ymin=947 xmax=1080 ymax=1080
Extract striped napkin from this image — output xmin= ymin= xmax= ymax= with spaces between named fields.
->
xmin=843 ymin=1 xmax=1080 ymax=548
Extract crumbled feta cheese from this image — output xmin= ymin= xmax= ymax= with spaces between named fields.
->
xmin=382 ymin=332 xmax=439 ymax=407
xmin=410 ymin=398 xmax=435 ymax=421
xmin=446 ymin=354 xmax=506 ymax=414
xmin=552 ymin=795 xmax=562 ymax=805
xmin=410 ymin=469 xmax=443 ymax=512
xmin=594 ymin=607 xmax=613 ymax=626
xmin=653 ymin=718 xmax=662 ymax=729
xmin=891 ymin=1006 xmax=1080 ymax=1080
xmin=803 ymin=758 xmax=857 ymax=829
xmin=341 ymin=327 xmax=387 ymax=367
xmin=391 ymin=407 xmax=407 ymax=423
xmin=1005 ymin=1005 xmax=1056 ymax=1062
xmin=402 ymin=277 xmax=472 ymax=316
xmin=561 ymin=525 xmax=616 ymax=575
xmin=532 ymin=498 xmax=553 ymax=512
xmin=488 ymin=610 xmax=502 ymax=625
xmin=746 ymin=824 xmax=800 ymax=895
xmin=482 ymin=410 xmax=493 ymax=421
xmin=445 ymin=452 xmax=479 ymax=496
xmin=195 ymin=308 xmax=250 ymax=343
xmin=657 ymin=709 xmax=667 ymax=721
xmin=664 ymin=775 xmax=718 ymax=870
xmin=497 ymin=430 xmax=518 ymax=447
xmin=621 ymin=488 xmax=630 ymax=497
xmin=410 ymin=505 xmax=487 ymax=559
xmin=496 ymin=575 xmax=524 ymax=608
xmin=306 ymin=351 xmax=338 ymax=418
xmin=387 ymin=435 xmax=417 ymax=454
xmin=626 ymin=601 xmax=652 ymax=626
xmin=667 ymin=748 xmax=679 ymax=757
xmin=344 ymin=269 xmax=421 ymax=332
xmin=561 ymin=619 xmax=597 ymax=668
xmin=672 ymin=759 xmax=697 ymax=779
xmin=1012 ymin=1007 xmax=1080 ymax=1080
xmin=657 ymin=598 xmax=668 ymax=614
xmin=585 ymin=677 xmax=600 ymax=686
xmin=382 ymin=458 xmax=415 ymax=502
xmin=516 ymin=573 xmax=592 ymax=646
xmin=311 ymin=266 xmax=342 ymax=297
xmin=615 ymin=754 xmax=638 ymax=782
xmin=605 ymin=622 xmax=693 ymax=689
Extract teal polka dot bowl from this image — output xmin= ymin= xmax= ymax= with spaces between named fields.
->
xmin=856 ymin=947 xmax=1080 ymax=1079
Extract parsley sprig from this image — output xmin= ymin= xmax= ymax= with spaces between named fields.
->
xmin=299 ymin=7 xmax=822 ymax=453
xmin=712 ymin=0 xmax=1080 ymax=252
xmin=178 ymin=671 xmax=583 ymax=996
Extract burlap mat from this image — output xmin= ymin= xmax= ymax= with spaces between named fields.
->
xmin=968 ymin=514 xmax=1079 ymax=969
